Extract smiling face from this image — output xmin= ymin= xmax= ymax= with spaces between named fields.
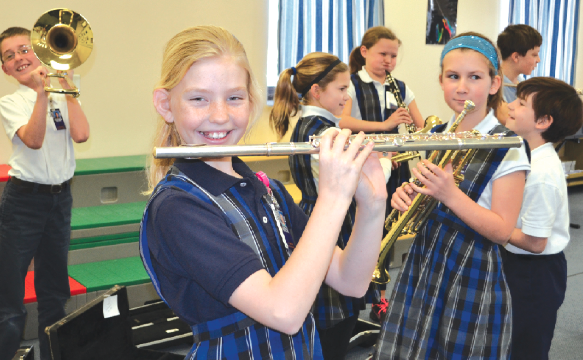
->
xmin=440 ymin=49 xmax=501 ymax=120
xmin=1 ymin=35 xmax=42 ymax=86
xmin=361 ymin=38 xmax=399 ymax=79
xmin=506 ymin=93 xmax=537 ymax=140
xmin=516 ymin=46 xmax=540 ymax=76
xmin=315 ymin=71 xmax=350 ymax=116
xmin=159 ymin=56 xmax=251 ymax=147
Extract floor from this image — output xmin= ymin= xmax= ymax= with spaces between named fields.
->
xmin=19 ymin=187 xmax=583 ymax=359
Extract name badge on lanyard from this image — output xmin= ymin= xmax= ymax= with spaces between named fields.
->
xmin=50 ymin=109 xmax=66 ymax=130
xmin=49 ymin=97 xmax=66 ymax=130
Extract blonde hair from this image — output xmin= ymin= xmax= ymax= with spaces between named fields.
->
xmin=269 ymin=52 xmax=348 ymax=139
xmin=147 ymin=26 xmax=262 ymax=193
xmin=349 ymin=26 xmax=401 ymax=74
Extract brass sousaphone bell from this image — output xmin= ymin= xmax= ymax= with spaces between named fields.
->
xmin=31 ymin=8 xmax=93 ymax=98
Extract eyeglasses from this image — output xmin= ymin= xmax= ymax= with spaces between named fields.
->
xmin=2 ymin=45 xmax=32 ymax=63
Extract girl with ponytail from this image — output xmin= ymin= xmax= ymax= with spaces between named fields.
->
xmin=270 ymin=52 xmax=392 ymax=359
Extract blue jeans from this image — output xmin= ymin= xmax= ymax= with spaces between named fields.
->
xmin=0 ymin=179 xmax=72 ymax=360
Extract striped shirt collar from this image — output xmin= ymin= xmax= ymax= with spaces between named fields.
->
xmin=173 ymin=157 xmax=261 ymax=197
xmin=301 ymin=105 xmax=340 ymax=127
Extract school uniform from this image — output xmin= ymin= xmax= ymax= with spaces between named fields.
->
xmin=289 ymin=105 xmax=392 ymax=359
xmin=347 ymin=66 xmax=416 ymax=131
xmin=0 ymin=85 xmax=75 ymax=360
xmin=374 ymin=111 xmax=531 ymax=360
xmin=140 ymin=158 xmax=322 ymax=359
xmin=501 ymin=142 xmax=569 ymax=360
xmin=347 ymin=66 xmax=414 ymax=212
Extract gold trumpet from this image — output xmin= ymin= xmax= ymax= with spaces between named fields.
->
xmin=372 ymin=100 xmax=481 ymax=284
xmin=31 ymin=8 xmax=93 ymax=98
xmin=391 ymin=115 xmax=443 ymax=163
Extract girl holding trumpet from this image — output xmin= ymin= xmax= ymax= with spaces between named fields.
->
xmin=374 ymin=32 xmax=530 ymax=359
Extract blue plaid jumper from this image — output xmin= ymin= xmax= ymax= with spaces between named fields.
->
xmin=374 ymin=125 xmax=517 ymax=360
xmin=140 ymin=167 xmax=322 ymax=359
xmin=289 ymin=115 xmax=365 ymax=329
xmin=350 ymin=73 xmax=410 ymax=214
xmin=350 ymin=73 xmax=406 ymax=130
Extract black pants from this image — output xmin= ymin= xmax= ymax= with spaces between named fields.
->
xmin=0 ymin=180 xmax=72 ymax=360
xmin=318 ymin=313 xmax=360 ymax=360
xmin=500 ymin=247 xmax=567 ymax=360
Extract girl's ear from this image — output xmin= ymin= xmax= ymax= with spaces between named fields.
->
xmin=309 ymin=84 xmax=320 ymax=100
xmin=489 ymin=74 xmax=502 ymax=95
xmin=153 ymin=89 xmax=173 ymax=123
xmin=536 ymin=115 xmax=553 ymax=131
xmin=360 ymin=45 xmax=368 ymax=59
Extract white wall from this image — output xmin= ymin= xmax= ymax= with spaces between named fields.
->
xmin=387 ymin=0 xmax=583 ymax=123
xmin=385 ymin=0 xmax=504 ymax=122
xmin=0 ymin=0 xmax=581 ymax=164
xmin=0 ymin=0 xmax=269 ymax=164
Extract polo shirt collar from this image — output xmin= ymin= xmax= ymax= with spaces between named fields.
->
xmin=174 ymin=157 xmax=261 ymax=197
xmin=357 ymin=66 xmax=382 ymax=85
xmin=301 ymin=105 xmax=340 ymax=126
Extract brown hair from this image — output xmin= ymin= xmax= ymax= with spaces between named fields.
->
xmin=441 ymin=31 xmax=504 ymax=115
xmin=516 ymin=77 xmax=583 ymax=143
xmin=147 ymin=26 xmax=262 ymax=192
xmin=0 ymin=27 xmax=31 ymax=63
xmin=497 ymin=24 xmax=542 ymax=60
xmin=269 ymin=52 xmax=348 ymax=139
xmin=349 ymin=26 xmax=400 ymax=74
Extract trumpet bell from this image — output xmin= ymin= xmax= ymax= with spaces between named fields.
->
xmin=31 ymin=8 xmax=93 ymax=71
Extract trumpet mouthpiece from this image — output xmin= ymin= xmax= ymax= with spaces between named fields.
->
xmin=464 ymin=100 xmax=475 ymax=112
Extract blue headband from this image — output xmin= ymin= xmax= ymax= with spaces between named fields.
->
xmin=440 ymin=35 xmax=499 ymax=74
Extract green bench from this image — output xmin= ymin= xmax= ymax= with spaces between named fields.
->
xmin=71 ymin=155 xmax=149 ymax=208
xmin=74 ymin=155 xmax=148 ymax=176
xmin=71 ymin=201 xmax=147 ymax=231
xmin=68 ymin=256 xmax=150 ymax=292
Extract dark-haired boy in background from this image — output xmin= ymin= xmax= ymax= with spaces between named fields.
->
xmin=502 ymin=77 xmax=583 ymax=360
xmin=497 ymin=24 xmax=542 ymax=103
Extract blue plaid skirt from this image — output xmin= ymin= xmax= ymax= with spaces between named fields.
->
xmin=186 ymin=311 xmax=323 ymax=360
xmin=374 ymin=206 xmax=512 ymax=360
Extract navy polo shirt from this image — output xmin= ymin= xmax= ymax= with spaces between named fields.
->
xmin=145 ymin=157 xmax=309 ymax=326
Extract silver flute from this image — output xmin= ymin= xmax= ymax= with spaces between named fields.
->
xmin=153 ymin=132 xmax=523 ymax=159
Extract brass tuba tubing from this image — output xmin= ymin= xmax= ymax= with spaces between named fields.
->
xmin=153 ymin=135 xmax=523 ymax=159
